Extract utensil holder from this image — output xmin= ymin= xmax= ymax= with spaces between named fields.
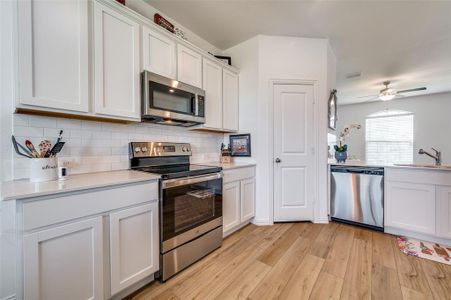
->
xmin=29 ymin=158 xmax=58 ymax=182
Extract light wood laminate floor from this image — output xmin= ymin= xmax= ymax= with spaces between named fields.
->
xmin=131 ymin=222 xmax=451 ymax=300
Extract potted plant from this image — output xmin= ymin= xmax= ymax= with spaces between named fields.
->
xmin=334 ymin=124 xmax=361 ymax=163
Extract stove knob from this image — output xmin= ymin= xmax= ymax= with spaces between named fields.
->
xmin=134 ymin=147 xmax=141 ymax=153
xmin=141 ymin=147 xmax=148 ymax=152
xmin=182 ymin=146 xmax=188 ymax=152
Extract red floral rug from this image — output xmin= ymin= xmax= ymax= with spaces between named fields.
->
xmin=397 ymin=236 xmax=451 ymax=265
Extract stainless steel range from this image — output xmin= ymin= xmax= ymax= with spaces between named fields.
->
xmin=130 ymin=142 xmax=223 ymax=282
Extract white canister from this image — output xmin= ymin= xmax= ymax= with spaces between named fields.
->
xmin=29 ymin=158 xmax=58 ymax=182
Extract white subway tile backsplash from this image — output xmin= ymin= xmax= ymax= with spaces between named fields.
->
xmin=12 ymin=114 xmax=223 ymax=179
xmin=28 ymin=115 xmax=57 ymax=128
xmin=14 ymin=126 xmax=43 ymax=138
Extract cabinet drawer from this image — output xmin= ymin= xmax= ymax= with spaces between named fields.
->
xmin=22 ymin=182 xmax=158 ymax=231
xmin=223 ymin=167 xmax=255 ymax=184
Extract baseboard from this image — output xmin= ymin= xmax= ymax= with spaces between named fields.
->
xmin=385 ymin=227 xmax=451 ymax=245
xmin=251 ymin=218 xmax=273 ymax=226
xmin=313 ymin=217 xmax=329 ymax=224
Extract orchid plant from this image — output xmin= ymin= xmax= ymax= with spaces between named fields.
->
xmin=334 ymin=124 xmax=361 ymax=153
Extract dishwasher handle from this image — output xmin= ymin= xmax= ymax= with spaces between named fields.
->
xmin=331 ymin=166 xmax=384 ymax=176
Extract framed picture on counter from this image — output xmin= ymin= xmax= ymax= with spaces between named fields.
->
xmin=230 ymin=134 xmax=251 ymax=157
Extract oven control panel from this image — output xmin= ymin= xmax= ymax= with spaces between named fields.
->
xmin=130 ymin=142 xmax=192 ymax=157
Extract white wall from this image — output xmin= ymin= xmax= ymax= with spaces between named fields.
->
xmin=225 ymin=35 xmax=335 ymax=224
xmin=336 ymin=92 xmax=451 ymax=164
xmin=126 ymin=0 xmax=222 ymax=55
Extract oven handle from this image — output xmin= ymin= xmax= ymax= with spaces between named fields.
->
xmin=162 ymin=172 xmax=223 ymax=189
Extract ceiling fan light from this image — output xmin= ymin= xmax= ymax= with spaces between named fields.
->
xmin=379 ymin=93 xmax=396 ymax=101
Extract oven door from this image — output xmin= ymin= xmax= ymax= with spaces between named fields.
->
xmin=160 ymin=173 xmax=223 ymax=253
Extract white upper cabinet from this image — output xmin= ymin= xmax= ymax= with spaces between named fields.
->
xmin=93 ymin=2 xmax=140 ymax=120
xmin=177 ymin=44 xmax=202 ymax=88
xmin=222 ymin=69 xmax=239 ymax=131
xmin=142 ymin=26 xmax=176 ymax=79
xmin=202 ymin=58 xmax=223 ymax=129
xmin=17 ymin=0 xmax=89 ymax=112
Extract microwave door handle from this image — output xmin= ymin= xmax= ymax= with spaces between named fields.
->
xmin=193 ymin=95 xmax=199 ymax=116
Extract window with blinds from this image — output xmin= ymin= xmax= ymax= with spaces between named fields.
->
xmin=365 ymin=110 xmax=414 ymax=165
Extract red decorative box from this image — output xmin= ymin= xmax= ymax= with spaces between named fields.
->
xmin=154 ymin=13 xmax=175 ymax=33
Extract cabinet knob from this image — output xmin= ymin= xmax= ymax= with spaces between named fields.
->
xmin=275 ymin=158 xmax=281 ymax=163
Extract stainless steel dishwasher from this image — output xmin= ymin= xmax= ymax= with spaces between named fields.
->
xmin=330 ymin=165 xmax=384 ymax=231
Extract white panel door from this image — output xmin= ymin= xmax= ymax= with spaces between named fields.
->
xmin=436 ymin=186 xmax=451 ymax=239
xmin=241 ymin=178 xmax=255 ymax=222
xmin=93 ymin=2 xmax=140 ymax=120
xmin=109 ymin=203 xmax=159 ymax=295
xmin=222 ymin=69 xmax=239 ymax=131
xmin=273 ymin=84 xmax=315 ymax=221
xmin=202 ymin=58 xmax=223 ymax=129
xmin=177 ymin=44 xmax=202 ymax=88
xmin=385 ymin=181 xmax=436 ymax=235
xmin=17 ymin=0 xmax=89 ymax=112
xmin=23 ymin=217 xmax=104 ymax=300
xmin=223 ymin=181 xmax=241 ymax=234
xmin=142 ymin=26 xmax=176 ymax=78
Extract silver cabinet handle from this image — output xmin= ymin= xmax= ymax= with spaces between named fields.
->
xmin=275 ymin=158 xmax=281 ymax=163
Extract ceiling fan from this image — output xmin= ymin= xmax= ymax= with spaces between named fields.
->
xmin=358 ymin=81 xmax=427 ymax=101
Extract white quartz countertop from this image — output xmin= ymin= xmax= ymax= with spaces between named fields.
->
xmin=201 ymin=161 xmax=256 ymax=170
xmin=328 ymin=160 xmax=451 ymax=171
xmin=0 ymin=170 xmax=160 ymax=201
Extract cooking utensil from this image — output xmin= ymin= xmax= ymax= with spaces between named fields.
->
xmin=39 ymin=140 xmax=52 ymax=158
xmin=48 ymin=142 xmax=65 ymax=157
xmin=56 ymin=130 xmax=63 ymax=143
xmin=11 ymin=136 xmax=32 ymax=158
xmin=25 ymin=140 xmax=41 ymax=158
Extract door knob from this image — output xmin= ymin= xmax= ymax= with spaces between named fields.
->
xmin=275 ymin=158 xmax=281 ymax=163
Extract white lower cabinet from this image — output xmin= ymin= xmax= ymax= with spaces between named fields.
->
xmin=23 ymin=217 xmax=104 ymax=300
xmin=385 ymin=181 xmax=436 ymax=235
xmin=109 ymin=202 xmax=159 ymax=296
xmin=241 ymin=178 xmax=256 ymax=222
xmin=223 ymin=181 xmax=241 ymax=233
xmin=437 ymin=186 xmax=451 ymax=239
xmin=222 ymin=166 xmax=256 ymax=237
xmin=15 ymin=181 xmax=159 ymax=300
xmin=384 ymin=167 xmax=451 ymax=243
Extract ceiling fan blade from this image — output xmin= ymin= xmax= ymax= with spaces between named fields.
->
xmin=397 ymin=87 xmax=427 ymax=93
xmin=357 ymin=94 xmax=377 ymax=99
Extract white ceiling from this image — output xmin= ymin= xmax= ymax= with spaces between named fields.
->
xmin=145 ymin=0 xmax=451 ymax=105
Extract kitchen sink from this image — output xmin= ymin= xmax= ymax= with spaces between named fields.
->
xmin=394 ymin=163 xmax=451 ymax=169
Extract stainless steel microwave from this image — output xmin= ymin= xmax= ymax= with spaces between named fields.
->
xmin=141 ymin=71 xmax=205 ymax=126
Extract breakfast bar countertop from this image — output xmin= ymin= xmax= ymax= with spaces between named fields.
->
xmin=0 ymin=170 xmax=160 ymax=201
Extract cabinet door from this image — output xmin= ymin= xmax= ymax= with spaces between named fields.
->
xmin=17 ymin=0 xmax=89 ymax=112
xmin=241 ymin=178 xmax=255 ymax=222
xmin=93 ymin=2 xmax=140 ymax=120
xmin=177 ymin=44 xmax=202 ymax=88
xmin=109 ymin=203 xmax=159 ymax=295
xmin=23 ymin=217 xmax=104 ymax=300
xmin=202 ymin=58 xmax=223 ymax=129
xmin=223 ymin=181 xmax=241 ymax=234
xmin=385 ymin=181 xmax=436 ymax=235
xmin=437 ymin=186 xmax=451 ymax=239
xmin=222 ymin=69 xmax=239 ymax=131
xmin=142 ymin=26 xmax=176 ymax=78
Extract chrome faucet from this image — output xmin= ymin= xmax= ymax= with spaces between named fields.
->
xmin=419 ymin=148 xmax=442 ymax=166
